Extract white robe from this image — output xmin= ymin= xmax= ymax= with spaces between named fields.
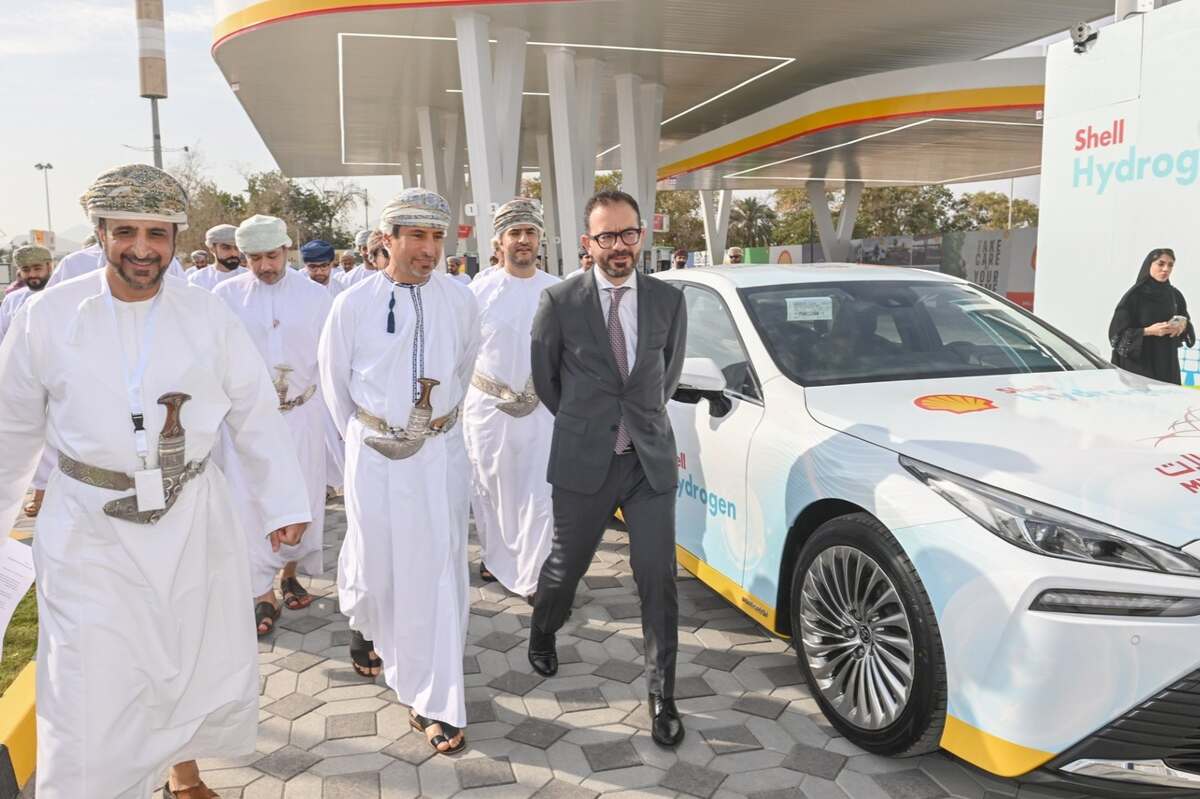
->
xmin=464 ymin=269 xmax=559 ymax=596
xmin=189 ymin=264 xmax=248 ymax=291
xmin=214 ymin=270 xmax=332 ymax=595
xmin=46 ymin=245 xmax=185 ymax=288
xmin=0 ymin=270 xmax=311 ymax=799
xmin=0 ymin=286 xmax=32 ymax=343
xmin=319 ymin=271 xmax=480 ymax=727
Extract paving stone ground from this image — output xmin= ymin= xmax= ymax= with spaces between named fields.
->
xmin=16 ymin=496 xmax=1085 ymax=798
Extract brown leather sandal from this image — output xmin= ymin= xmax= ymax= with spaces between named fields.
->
xmin=255 ymin=600 xmax=280 ymax=637
xmin=162 ymin=780 xmax=220 ymax=798
xmin=280 ymin=575 xmax=314 ymax=610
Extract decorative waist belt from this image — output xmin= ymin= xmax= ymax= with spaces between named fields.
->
xmin=355 ymin=403 xmax=459 ymax=460
xmin=471 ymin=372 xmax=540 ymax=417
xmin=59 ymin=452 xmax=209 ymax=525
xmin=280 ymin=384 xmax=317 ymax=412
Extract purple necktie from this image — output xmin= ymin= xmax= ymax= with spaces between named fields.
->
xmin=607 ymin=286 xmax=632 ymax=453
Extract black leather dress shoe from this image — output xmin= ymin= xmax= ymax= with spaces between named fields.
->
xmin=649 ymin=693 xmax=685 ymax=747
xmin=527 ymin=631 xmax=558 ymax=677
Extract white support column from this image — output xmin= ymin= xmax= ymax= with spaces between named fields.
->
xmin=417 ymin=106 xmax=446 ymax=194
xmin=545 ymin=51 xmax=604 ymax=274
xmin=455 ymin=13 xmax=527 ymax=256
xmin=806 ymin=180 xmax=861 ymax=262
xmin=443 ymin=111 xmax=466 ymax=257
xmin=700 ymin=189 xmax=732 ymax=266
xmin=617 ymin=74 xmax=665 ymax=259
xmin=398 ymin=152 xmax=417 ymax=191
xmin=536 ymin=131 xmax=561 ymax=275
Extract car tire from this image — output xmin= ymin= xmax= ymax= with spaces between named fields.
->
xmin=789 ymin=512 xmax=947 ymax=756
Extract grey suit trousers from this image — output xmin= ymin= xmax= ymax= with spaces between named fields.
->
xmin=531 ymin=451 xmax=678 ymax=697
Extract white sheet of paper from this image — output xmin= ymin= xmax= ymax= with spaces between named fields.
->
xmin=786 ymin=296 xmax=834 ymax=322
xmin=0 ymin=537 xmax=35 ymax=663
xmin=134 ymin=468 xmax=167 ymax=511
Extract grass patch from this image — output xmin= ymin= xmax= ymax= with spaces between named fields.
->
xmin=0 ymin=584 xmax=36 ymax=696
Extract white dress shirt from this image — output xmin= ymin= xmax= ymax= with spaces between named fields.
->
xmin=594 ymin=266 xmax=637 ymax=370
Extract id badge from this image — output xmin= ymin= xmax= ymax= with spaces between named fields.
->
xmin=134 ymin=468 xmax=167 ymax=511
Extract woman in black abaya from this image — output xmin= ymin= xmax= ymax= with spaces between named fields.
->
xmin=1108 ymin=248 xmax=1195 ymax=384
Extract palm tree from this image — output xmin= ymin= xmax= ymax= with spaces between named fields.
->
xmin=729 ymin=196 xmax=777 ymax=248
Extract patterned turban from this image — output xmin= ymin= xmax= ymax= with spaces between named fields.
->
xmin=235 ymin=214 xmax=292 ymax=254
xmin=367 ymin=230 xmax=386 ymax=251
xmin=205 ymin=223 xmax=237 ymax=246
xmin=300 ymin=240 xmax=335 ymax=264
xmin=354 ymin=229 xmax=372 ymax=247
xmin=493 ymin=197 xmax=543 ymax=238
xmin=80 ymin=163 xmax=189 ymax=230
xmin=190 ymin=250 xmax=208 ymax=262
xmin=378 ymin=188 xmax=450 ymax=233
xmin=14 ymin=245 xmax=52 ymax=267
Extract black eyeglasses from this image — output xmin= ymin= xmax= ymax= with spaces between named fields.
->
xmin=587 ymin=227 xmax=642 ymax=249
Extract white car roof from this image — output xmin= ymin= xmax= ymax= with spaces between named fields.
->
xmin=655 ymin=264 xmax=964 ymax=290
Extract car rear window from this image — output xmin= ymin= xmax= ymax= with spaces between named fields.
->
xmin=740 ymin=280 xmax=1100 ymax=386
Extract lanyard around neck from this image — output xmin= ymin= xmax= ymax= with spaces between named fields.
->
xmin=101 ymin=274 xmax=165 ymax=466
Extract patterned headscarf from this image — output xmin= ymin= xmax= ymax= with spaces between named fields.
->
xmin=14 ymin=245 xmax=52 ymax=267
xmin=79 ymin=163 xmax=189 ymax=230
xmin=205 ymin=223 xmax=237 ymax=246
xmin=378 ymin=188 xmax=450 ymax=233
xmin=493 ymin=197 xmax=543 ymax=238
xmin=235 ymin=214 xmax=293 ymax=254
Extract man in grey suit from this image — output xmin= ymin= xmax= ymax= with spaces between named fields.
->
xmin=528 ymin=189 xmax=688 ymax=747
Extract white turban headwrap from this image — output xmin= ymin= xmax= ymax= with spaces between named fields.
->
xmin=235 ymin=214 xmax=292 ymax=254
xmin=355 ymin=229 xmax=372 ymax=247
xmin=205 ymin=223 xmax=237 ymax=246
xmin=378 ymin=188 xmax=450 ymax=233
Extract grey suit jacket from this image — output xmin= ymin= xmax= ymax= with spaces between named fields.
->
xmin=531 ymin=270 xmax=687 ymax=495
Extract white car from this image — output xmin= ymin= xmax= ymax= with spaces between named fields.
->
xmin=657 ymin=264 xmax=1200 ymax=797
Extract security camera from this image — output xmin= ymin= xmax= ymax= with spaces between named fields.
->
xmin=1071 ymin=21 xmax=1098 ymax=53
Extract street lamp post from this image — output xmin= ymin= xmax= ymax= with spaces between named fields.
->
xmin=34 ymin=163 xmax=53 ymax=231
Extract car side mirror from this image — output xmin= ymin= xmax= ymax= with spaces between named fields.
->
xmin=672 ymin=357 xmax=732 ymax=418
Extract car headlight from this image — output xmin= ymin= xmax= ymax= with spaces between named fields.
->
xmin=900 ymin=455 xmax=1200 ymax=576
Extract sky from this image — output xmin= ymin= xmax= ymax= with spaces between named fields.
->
xmin=0 ymin=0 xmax=1062 ymax=251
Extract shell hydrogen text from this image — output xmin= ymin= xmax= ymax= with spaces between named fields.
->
xmin=676 ymin=471 xmax=737 ymax=519
xmin=1071 ymin=118 xmax=1199 ymax=194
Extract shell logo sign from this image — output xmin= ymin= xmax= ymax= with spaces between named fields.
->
xmin=913 ymin=394 xmax=998 ymax=414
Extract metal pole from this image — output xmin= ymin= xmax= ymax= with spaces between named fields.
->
xmin=42 ymin=169 xmax=52 ymax=231
xmin=1008 ymin=177 xmax=1014 ymax=229
xmin=363 ymin=191 xmax=369 ymax=229
xmin=150 ymin=98 xmax=163 ymax=168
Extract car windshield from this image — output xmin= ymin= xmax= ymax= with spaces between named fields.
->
xmin=740 ymin=280 xmax=1101 ymax=386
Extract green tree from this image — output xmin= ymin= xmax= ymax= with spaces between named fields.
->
xmin=729 ymin=196 xmax=777 ymax=248
xmin=653 ymin=191 xmax=705 ymax=252
xmin=770 ymin=188 xmax=817 ymax=244
xmin=852 ymin=185 xmax=959 ymax=238
xmin=952 ymin=191 xmax=1039 ymax=230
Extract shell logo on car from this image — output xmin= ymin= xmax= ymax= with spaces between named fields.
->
xmin=913 ymin=394 xmax=998 ymax=414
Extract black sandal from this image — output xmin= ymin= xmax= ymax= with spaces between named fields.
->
xmin=255 ymin=601 xmax=280 ymax=638
xmin=349 ymin=630 xmax=382 ymax=678
xmin=280 ymin=575 xmax=313 ymax=610
xmin=409 ymin=710 xmax=468 ymax=754
xmin=479 ymin=562 xmax=497 ymax=583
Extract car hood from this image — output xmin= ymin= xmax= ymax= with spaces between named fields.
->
xmin=802 ymin=369 xmax=1200 ymax=548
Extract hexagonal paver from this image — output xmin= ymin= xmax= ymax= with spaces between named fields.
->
xmin=781 ymin=742 xmax=848 ymax=779
xmin=580 ymin=739 xmax=642 ymax=772
xmin=533 ymin=778 xmax=601 ymax=798
xmin=456 ymin=755 xmax=517 ymax=789
xmin=747 ymin=789 xmax=806 ymax=799
xmin=278 ymin=615 xmax=328 ymax=634
xmin=275 ymin=652 xmax=326 ymax=673
xmin=604 ymin=602 xmax=642 ymax=620
xmin=326 ymin=711 xmax=377 ymax=739
xmin=507 ymin=717 xmax=570 ymax=749
xmin=733 ymin=693 xmax=789 ymax=720
xmin=583 ymin=575 xmax=622 ymax=590
xmin=593 ymin=659 xmax=643 ymax=684
xmin=557 ymin=686 xmax=608 ymax=713
xmin=323 ymin=770 xmax=379 ymax=798
xmin=573 ymin=623 xmax=616 ymax=642
xmin=489 ymin=669 xmax=545 ymax=696
xmin=254 ymin=745 xmax=322 ymax=780
xmin=381 ymin=732 xmax=435 ymax=766
xmin=476 ymin=630 xmax=524 ymax=652
xmin=659 ymin=760 xmax=728 ymax=798
xmin=675 ymin=675 xmax=715 ymax=699
xmin=557 ymin=643 xmax=583 ymax=665
xmin=873 ymin=769 xmax=948 ymax=799
xmin=701 ymin=724 xmax=763 ymax=755
xmin=466 ymin=699 xmax=497 ymax=723
xmin=331 ymin=629 xmax=353 ymax=647
xmin=463 ymin=654 xmax=480 ymax=675
xmin=761 ymin=664 xmax=805 ymax=687
xmin=691 ymin=649 xmax=745 ymax=671
xmin=263 ymin=693 xmax=325 ymax=720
